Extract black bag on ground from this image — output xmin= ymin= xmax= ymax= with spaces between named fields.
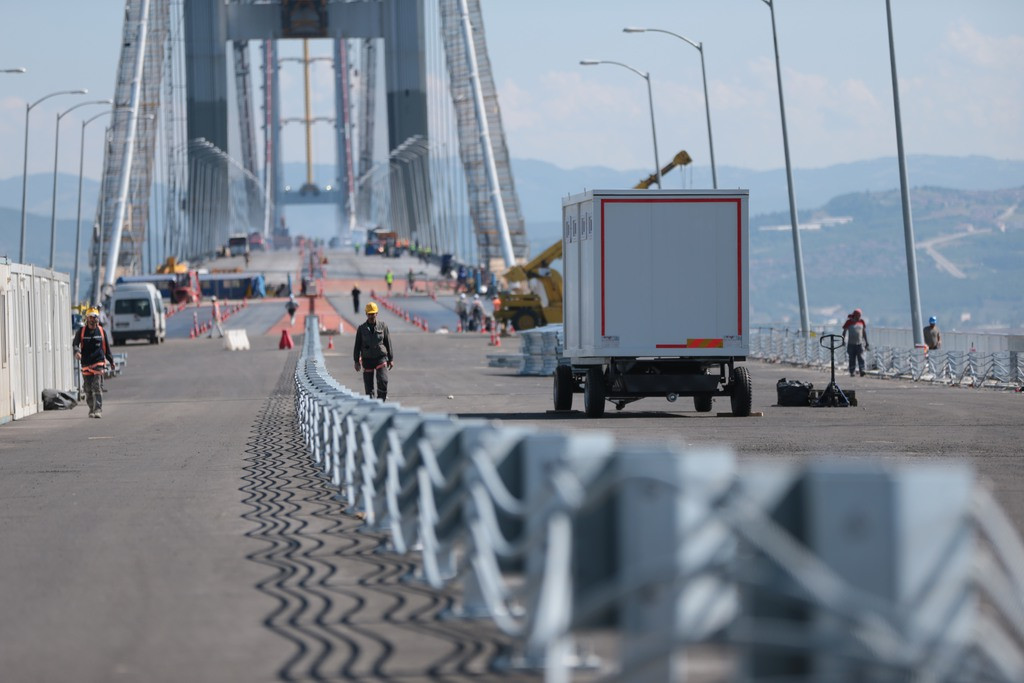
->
xmin=776 ymin=378 xmax=812 ymax=406
xmin=42 ymin=389 xmax=78 ymax=411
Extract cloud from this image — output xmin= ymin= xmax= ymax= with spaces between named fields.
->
xmin=946 ymin=22 xmax=1024 ymax=69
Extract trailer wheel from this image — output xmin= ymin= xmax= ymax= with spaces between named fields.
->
xmin=583 ymin=367 xmax=606 ymax=418
xmin=553 ymin=365 xmax=573 ymax=411
xmin=694 ymin=394 xmax=713 ymax=413
xmin=730 ymin=366 xmax=752 ymax=417
xmin=512 ymin=309 xmax=541 ymax=331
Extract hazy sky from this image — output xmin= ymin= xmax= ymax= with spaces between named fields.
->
xmin=1 ymin=0 xmax=1021 ymax=184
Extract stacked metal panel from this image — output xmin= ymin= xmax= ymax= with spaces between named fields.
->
xmin=438 ymin=0 xmax=529 ymax=266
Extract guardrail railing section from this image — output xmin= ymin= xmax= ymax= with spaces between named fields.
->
xmin=295 ymin=317 xmax=1024 ymax=681
xmin=751 ymin=327 xmax=1022 ymax=390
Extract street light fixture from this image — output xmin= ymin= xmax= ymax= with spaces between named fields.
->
xmin=757 ymin=0 xmax=810 ymax=337
xmin=580 ymin=59 xmax=662 ymax=188
xmin=2 ymin=68 xmax=27 ymax=74
xmin=50 ymin=99 xmax=112 ymax=269
xmin=19 ymin=88 xmax=87 ymax=263
xmin=624 ymin=27 xmax=717 ymax=189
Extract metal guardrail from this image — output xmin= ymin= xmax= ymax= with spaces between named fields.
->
xmin=294 ymin=316 xmax=1024 ymax=681
xmin=751 ymin=327 xmax=1024 ymax=390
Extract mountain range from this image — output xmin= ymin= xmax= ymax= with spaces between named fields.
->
xmin=2 ymin=155 xmax=1022 ymax=331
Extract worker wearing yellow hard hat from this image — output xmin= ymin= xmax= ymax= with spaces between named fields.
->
xmin=353 ymin=300 xmax=393 ymax=401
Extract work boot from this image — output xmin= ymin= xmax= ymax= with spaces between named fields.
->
xmin=859 ymin=370 xmax=865 ymax=377
xmin=378 ymin=394 xmax=387 ymax=403
xmin=93 ymin=411 xmax=102 ymax=419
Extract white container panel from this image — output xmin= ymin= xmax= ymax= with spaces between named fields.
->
xmin=564 ymin=190 xmax=748 ymax=359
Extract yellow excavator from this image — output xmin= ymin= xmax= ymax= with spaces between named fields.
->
xmin=494 ymin=240 xmax=564 ymax=330
xmin=495 ymin=151 xmax=692 ymax=330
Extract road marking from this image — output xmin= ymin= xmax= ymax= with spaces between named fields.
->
xmin=87 ymin=436 xmax=114 ymax=440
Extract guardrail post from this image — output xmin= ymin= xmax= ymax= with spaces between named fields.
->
xmin=613 ymin=447 xmax=736 ymax=682
xmin=738 ymin=461 xmax=975 ymax=680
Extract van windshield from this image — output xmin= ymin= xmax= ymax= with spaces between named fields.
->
xmin=115 ymin=298 xmax=151 ymax=317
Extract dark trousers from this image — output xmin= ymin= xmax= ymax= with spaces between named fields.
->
xmin=848 ymin=343 xmax=866 ymax=375
xmin=83 ymin=374 xmax=103 ymax=413
xmin=362 ymin=360 xmax=389 ymax=400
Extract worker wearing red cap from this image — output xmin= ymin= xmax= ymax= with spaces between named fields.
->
xmin=842 ymin=308 xmax=870 ymax=377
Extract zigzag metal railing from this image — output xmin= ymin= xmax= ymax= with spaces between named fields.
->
xmin=294 ymin=316 xmax=1024 ymax=681
xmin=751 ymin=327 xmax=1024 ymax=390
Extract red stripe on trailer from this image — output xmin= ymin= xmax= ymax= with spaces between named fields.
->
xmin=599 ymin=197 xmax=744 ymax=338
xmin=687 ymin=338 xmax=724 ymax=348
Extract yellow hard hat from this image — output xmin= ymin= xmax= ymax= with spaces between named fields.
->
xmin=86 ymin=308 xmax=100 ymax=318
xmin=365 ymin=302 xmax=379 ymax=315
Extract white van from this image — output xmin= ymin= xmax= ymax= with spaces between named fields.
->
xmin=110 ymin=283 xmax=166 ymax=345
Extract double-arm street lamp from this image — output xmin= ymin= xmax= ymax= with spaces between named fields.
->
xmin=580 ymin=59 xmax=662 ymax=188
xmin=50 ymin=99 xmax=112 ymax=269
xmin=624 ymin=27 xmax=718 ymax=189
xmin=19 ymin=88 xmax=88 ymax=263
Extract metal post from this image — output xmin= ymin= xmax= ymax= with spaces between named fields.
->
xmin=644 ymin=74 xmax=662 ymax=190
xmin=764 ymin=0 xmax=810 ymax=336
xmin=697 ymin=45 xmax=717 ymax=189
xmin=580 ymin=60 xmax=661 ymax=189
xmin=886 ymin=0 xmax=924 ymax=346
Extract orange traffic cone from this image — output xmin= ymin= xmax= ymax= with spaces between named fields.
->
xmin=279 ymin=329 xmax=294 ymax=350
xmin=489 ymin=329 xmax=501 ymax=347
xmin=328 ymin=335 xmax=334 ymax=350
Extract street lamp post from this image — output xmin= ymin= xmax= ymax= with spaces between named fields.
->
xmin=73 ymin=110 xmax=115 ymax=306
xmin=50 ymin=99 xmax=112 ymax=269
xmin=759 ymin=0 xmax=810 ymax=337
xmin=19 ymin=89 xmax=88 ymax=263
xmin=580 ymin=59 xmax=661 ymax=188
xmin=624 ymin=27 xmax=717 ymax=189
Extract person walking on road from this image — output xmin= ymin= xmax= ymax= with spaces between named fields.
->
xmin=455 ymin=293 xmax=468 ymax=332
xmin=208 ymin=296 xmax=225 ymax=338
xmin=353 ymin=302 xmax=394 ymax=401
xmin=351 ymin=284 xmax=362 ymax=314
xmin=842 ymin=308 xmax=870 ymax=377
xmin=286 ymin=295 xmax=299 ymax=326
xmin=73 ymin=308 xmax=114 ymax=418
xmin=924 ymin=316 xmax=942 ymax=350
xmin=405 ymin=268 xmax=416 ymax=296
xmin=385 ymin=269 xmax=394 ymax=295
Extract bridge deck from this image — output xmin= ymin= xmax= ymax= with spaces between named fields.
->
xmin=2 ymin=249 xmax=1021 ymax=680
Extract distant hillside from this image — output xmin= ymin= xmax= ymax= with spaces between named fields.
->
xmin=749 ymin=186 xmax=1024 ymax=331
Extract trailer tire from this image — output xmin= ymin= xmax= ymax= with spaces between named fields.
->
xmin=512 ymin=309 xmax=541 ymax=331
xmin=694 ymin=394 xmax=713 ymax=413
xmin=553 ymin=365 xmax=573 ymax=411
xmin=730 ymin=366 xmax=752 ymax=417
xmin=584 ymin=367 xmax=606 ymax=418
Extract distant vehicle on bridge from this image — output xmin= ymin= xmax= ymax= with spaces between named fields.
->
xmin=248 ymin=231 xmax=267 ymax=252
xmin=227 ymin=234 xmax=250 ymax=257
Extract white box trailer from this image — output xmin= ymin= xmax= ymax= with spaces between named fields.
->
xmin=554 ymin=189 xmax=752 ymax=417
